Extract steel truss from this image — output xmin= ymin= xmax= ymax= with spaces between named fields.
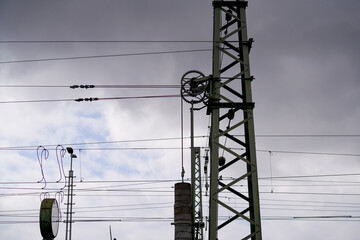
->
xmin=191 ymin=147 xmax=204 ymax=240
xmin=208 ymin=1 xmax=262 ymax=239
xmin=190 ymin=103 xmax=205 ymax=240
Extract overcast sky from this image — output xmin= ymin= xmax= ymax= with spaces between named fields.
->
xmin=0 ymin=0 xmax=359 ymax=240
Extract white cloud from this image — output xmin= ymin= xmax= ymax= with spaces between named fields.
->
xmin=0 ymin=0 xmax=359 ymax=240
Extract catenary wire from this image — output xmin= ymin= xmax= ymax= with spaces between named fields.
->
xmin=2 ymin=199 xmax=360 ymax=215
xmin=0 ymin=48 xmax=212 ymax=64
xmin=0 ymin=145 xmax=358 ymax=158
xmin=0 ymin=135 xmax=358 ymax=149
xmin=1 ymin=145 xmax=358 ymax=157
xmin=0 ymin=216 xmax=359 ymax=224
xmin=1 ymin=172 xmax=360 ymax=186
xmin=0 ymin=84 xmax=181 ymax=89
xmin=0 ymin=94 xmax=181 ymax=104
xmin=0 ymin=40 xmax=215 ymax=43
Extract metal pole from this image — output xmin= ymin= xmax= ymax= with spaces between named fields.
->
xmin=239 ymin=6 xmax=262 ymax=238
xmin=190 ymin=103 xmax=195 ymax=240
xmin=65 ymin=153 xmax=75 ymax=240
xmin=208 ymin=1 xmax=221 ymax=239
xmin=190 ymin=103 xmax=205 ymax=240
xmin=69 ymin=169 xmax=74 ymax=240
xmin=64 ymin=156 xmax=72 ymax=240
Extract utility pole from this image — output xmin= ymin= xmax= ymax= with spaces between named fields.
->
xmin=65 ymin=148 xmax=77 ymax=240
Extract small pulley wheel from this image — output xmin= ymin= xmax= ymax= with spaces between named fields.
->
xmin=181 ymin=70 xmax=208 ymax=104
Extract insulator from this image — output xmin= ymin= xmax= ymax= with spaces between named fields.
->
xmin=226 ymin=9 xmax=232 ymax=22
xmin=227 ymin=109 xmax=235 ymax=120
xmin=219 ymin=156 xmax=226 ymax=166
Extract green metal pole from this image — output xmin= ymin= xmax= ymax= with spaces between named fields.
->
xmin=191 ymin=103 xmax=195 ymax=240
xmin=208 ymin=1 xmax=221 ymax=239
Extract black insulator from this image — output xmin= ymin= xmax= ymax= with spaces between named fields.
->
xmin=227 ymin=109 xmax=235 ymax=120
xmin=226 ymin=10 xmax=232 ymax=22
xmin=219 ymin=156 xmax=226 ymax=166
xmin=84 ymin=97 xmax=99 ymax=102
xmin=80 ymin=84 xmax=95 ymax=89
xmin=66 ymin=147 xmax=74 ymax=154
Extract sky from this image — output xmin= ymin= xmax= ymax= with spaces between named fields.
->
xmin=0 ymin=0 xmax=360 ymax=240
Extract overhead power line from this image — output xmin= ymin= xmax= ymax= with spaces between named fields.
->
xmin=0 ymin=84 xmax=181 ymax=89
xmin=0 ymin=135 xmax=358 ymax=149
xmin=249 ymin=134 xmax=360 ymax=138
xmin=0 ymin=48 xmax=211 ymax=64
xmin=71 ymin=84 xmax=180 ymax=89
xmin=0 ymin=135 xmax=358 ymax=156
xmin=0 ymin=94 xmax=180 ymax=104
xmin=0 ymin=215 xmax=359 ymax=225
xmin=2 ymin=198 xmax=360 ymax=214
xmin=0 ymin=98 xmax=75 ymax=104
xmin=256 ymin=149 xmax=360 ymax=157
xmin=0 ymin=40 xmax=214 ymax=43
xmin=260 ymin=172 xmax=360 ymax=180
xmin=0 ymin=145 xmax=358 ymax=157
xmin=1 ymin=173 xmax=360 ymax=186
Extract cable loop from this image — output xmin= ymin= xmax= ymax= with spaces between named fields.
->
xmin=37 ymin=146 xmax=49 ymax=189
xmin=55 ymin=191 xmax=64 ymax=221
xmin=56 ymin=145 xmax=67 ymax=189
xmin=39 ymin=192 xmax=50 ymax=202
xmin=79 ymin=149 xmax=84 ymax=182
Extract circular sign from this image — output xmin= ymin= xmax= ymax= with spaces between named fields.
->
xmin=40 ymin=198 xmax=59 ymax=239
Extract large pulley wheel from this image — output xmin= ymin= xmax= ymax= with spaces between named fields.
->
xmin=181 ymin=70 xmax=208 ymax=104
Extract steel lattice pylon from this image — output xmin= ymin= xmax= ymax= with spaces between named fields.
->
xmin=208 ymin=1 xmax=262 ymax=240
xmin=180 ymin=1 xmax=262 ymax=239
